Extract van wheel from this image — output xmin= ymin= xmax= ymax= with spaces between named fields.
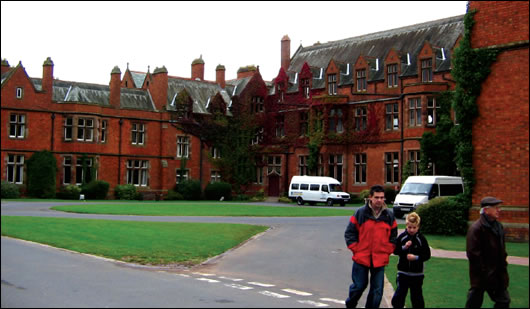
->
xmin=296 ymin=197 xmax=304 ymax=206
xmin=327 ymin=199 xmax=334 ymax=207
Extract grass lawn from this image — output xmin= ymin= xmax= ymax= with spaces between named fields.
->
xmin=397 ymin=224 xmax=528 ymax=257
xmin=1 ymin=216 xmax=268 ymax=266
xmin=51 ymin=202 xmax=356 ymax=217
xmin=386 ymin=256 xmax=529 ymax=308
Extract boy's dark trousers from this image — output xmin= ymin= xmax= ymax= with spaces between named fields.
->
xmin=391 ymin=273 xmax=425 ymax=308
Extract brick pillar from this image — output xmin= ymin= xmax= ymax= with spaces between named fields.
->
xmin=216 ymin=64 xmax=226 ymax=88
xmin=109 ymin=66 xmax=121 ymax=109
xmin=281 ymin=35 xmax=291 ymax=71
xmin=191 ymin=56 xmax=205 ymax=81
xmin=42 ymin=57 xmax=54 ymax=98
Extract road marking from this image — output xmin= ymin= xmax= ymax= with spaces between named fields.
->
xmin=224 ymin=283 xmax=254 ymax=290
xmin=282 ymin=288 xmax=312 ymax=296
xmin=192 ymin=272 xmax=215 ymax=276
xmin=196 ymin=278 xmax=220 ymax=283
xmin=247 ymin=282 xmax=275 ymax=287
xmin=176 ymin=274 xmax=190 ymax=278
xmin=259 ymin=291 xmax=290 ymax=298
xmin=320 ymin=298 xmax=345 ymax=304
xmin=218 ymin=276 xmax=244 ymax=282
xmin=297 ymin=300 xmax=330 ymax=307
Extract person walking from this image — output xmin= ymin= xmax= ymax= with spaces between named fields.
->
xmin=391 ymin=212 xmax=431 ymax=308
xmin=465 ymin=196 xmax=510 ymax=308
xmin=344 ymin=184 xmax=397 ymax=308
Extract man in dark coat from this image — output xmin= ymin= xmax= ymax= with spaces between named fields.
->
xmin=465 ymin=196 xmax=510 ymax=308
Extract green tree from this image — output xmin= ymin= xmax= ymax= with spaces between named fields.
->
xmin=26 ymin=150 xmax=57 ymax=198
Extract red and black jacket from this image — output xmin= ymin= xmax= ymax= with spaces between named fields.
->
xmin=344 ymin=203 xmax=397 ymax=268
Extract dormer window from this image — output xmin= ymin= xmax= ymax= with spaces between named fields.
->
xmin=328 ymin=74 xmax=337 ymax=95
xmin=356 ymin=69 xmax=366 ymax=91
xmin=387 ymin=64 xmax=398 ymax=88
xmin=301 ymin=78 xmax=310 ymax=98
xmin=421 ymin=58 xmax=433 ymax=82
xmin=16 ymin=87 xmax=23 ymax=99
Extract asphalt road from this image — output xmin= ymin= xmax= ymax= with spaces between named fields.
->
xmin=1 ymin=201 xmax=403 ymax=308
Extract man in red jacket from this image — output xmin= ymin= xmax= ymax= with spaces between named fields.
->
xmin=344 ymin=184 xmax=397 ymax=308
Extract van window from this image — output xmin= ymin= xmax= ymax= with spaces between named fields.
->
xmin=439 ymin=184 xmax=464 ymax=196
xmin=291 ymin=183 xmax=299 ymax=190
xmin=322 ymin=185 xmax=329 ymax=192
xmin=329 ymin=184 xmax=343 ymax=192
xmin=310 ymin=184 xmax=320 ymax=191
xmin=300 ymin=184 xmax=309 ymax=190
xmin=400 ymin=183 xmax=432 ymax=195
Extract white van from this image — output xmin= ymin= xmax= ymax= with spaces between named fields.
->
xmin=393 ymin=176 xmax=464 ymax=218
xmin=289 ymin=176 xmax=350 ymax=206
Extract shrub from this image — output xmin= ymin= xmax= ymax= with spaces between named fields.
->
xmin=26 ymin=150 xmax=57 ymax=198
xmin=57 ymin=185 xmax=81 ymax=200
xmin=359 ymin=189 xmax=370 ymax=202
xmin=416 ymin=194 xmax=470 ymax=235
xmin=175 ymin=180 xmax=202 ymax=200
xmin=114 ymin=184 xmax=137 ymax=200
xmin=278 ymin=196 xmax=292 ymax=203
xmin=348 ymin=193 xmax=364 ymax=204
xmin=81 ymin=180 xmax=109 ymax=200
xmin=204 ymin=182 xmax=232 ymax=201
xmin=165 ymin=190 xmax=184 ymax=201
xmin=234 ymin=194 xmax=250 ymax=201
xmin=384 ymin=186 xmax=397 ymax=204
xmin=1 ymin=180 xmax=20 ymax=199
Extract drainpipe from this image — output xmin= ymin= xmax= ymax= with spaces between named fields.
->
xmin=399 ymin=77 xmax=405 ymax=185
xmin=50 ymin=113 xmax=55 ymax=151
xmin=118 ymin=118 xmax=123 ymax=185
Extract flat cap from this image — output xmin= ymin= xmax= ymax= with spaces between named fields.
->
xmin=480 ymin=196 xmax=503 ymax=207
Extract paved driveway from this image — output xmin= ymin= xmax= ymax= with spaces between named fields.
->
xmin=1 ymin=201 xmax=397 ymax=307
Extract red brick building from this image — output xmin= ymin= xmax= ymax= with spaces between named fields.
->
xmin=1 ymin=15 xmax=465 ymax=200
xmin=467 ymin=1 xmax=529 ymax=241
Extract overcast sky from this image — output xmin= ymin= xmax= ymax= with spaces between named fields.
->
xmin=1 ymin=1 xmax=467 ymax=85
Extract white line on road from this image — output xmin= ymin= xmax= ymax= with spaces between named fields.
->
xmin=282 ymin=288 xmax=313 ymax=296
xmin=320 ymin=298 xmax=345 ymax=304
xmin=192 ymin=272 xmax=216 ymax=276
xmin=224 ymin=283 xmax=254 ymax=290
xmin=176 ymin=274 xmax=190 ymax=278
xmin=218 ymin=276 xmax=244 ymax=281
xmin=259 ymin=291 xmax=290 ymax=298
xmin=196 ymin=278 xmax=220 ymax=283
xmin=297 ymin=300 xmax=330 ymax=307
xmin=247 ymin=282 xmax=275 ymax=287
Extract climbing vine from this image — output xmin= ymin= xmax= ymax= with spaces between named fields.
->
xmin=450 ymin=8 xmax=498 ymax=199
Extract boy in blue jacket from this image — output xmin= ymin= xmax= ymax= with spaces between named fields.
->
xmin=391 ymin=212 xmax=431 ymax=308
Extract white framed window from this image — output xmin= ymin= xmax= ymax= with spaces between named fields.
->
xmin=299 ymin=155 xmax=309 ymax=176
xmin=64 ymin=117 xmax=73 ymax=141
xmin=302 ymin=78 xmax=310 ymax=98
xmin=9 ymin=113 xmax=26 ymax=138
xmin=409 ymin=98 xmax=422 ymax=126
xmin=100 ymin=120 xmax=108 ymax=143
xmin=63 ymin=156 xmax=72 ymax=184
xmin=76 ymin=157 xmax=94 ymax=185
xmin=177 ymin=136 xmax=190 ymax=158
xmin=421 ymin=58 xmax=433 ymax=82
xmin=356 ymin=69 xmax=366 ymax=91
xmin=127 ymin=159 xmax=149 ymax=186
xmin=131 ymin=123 xmax=145 ymax=145
xmin=354 ymin=153 xmax=367 ymax=184
xmin=77 ymin=118 xmax=94 ymax=142
xmin=210 ymin=171 xmax=221 ymax=183
xmin=328 ymin=74 xmax=337 ymax=95
xmin=328 ymin=154 xmax=343 ymax=182
xmin=251 ymin=127 xmax=263 ymax=145
xmin=387 ymin=64 xmax=398 ymax=87
xmin=267 ymin=156 xmax=282 ymax=175
xmin=329 ymin=108 xmax=344 ymax=133
xmin=16 ymin=87 xmax=23 ymax=99
xmin=7 ymin=154 xmax=24 ymax=184
xmin=254 ymin=166 xmax=264 ymax=184
xmin=409 ymin=150 xmax=421 ymax=176
xmin=385 ymin=103 xmax=399 ymax=130
xmin=385 ymin=152 xmax=399 ymax=184
xmin=211 ymin=147 xmax=221 ymax=159
xmin=176 ymin=169 xmax=189 ymax=184
xmin=427 ymin=97 xmax=440 ymax=126
xmin=354 ymin=107 xmax=367 ymax=131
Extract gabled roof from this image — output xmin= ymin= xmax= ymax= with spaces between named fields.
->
xmin=289 ymin=15 xmax=464 ymax=79
xmin=130 ymin=71 xmax=147 ymax=88
xmin=166 ymin=77 xmax=229 ymax=114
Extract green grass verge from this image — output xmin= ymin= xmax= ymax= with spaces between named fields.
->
xmin=1 ymin=216 xmax=268 ymax=266
xmin=397 ymin=225 xmax=528 ymax=257
xmin=386 ymin=256 xmax=528 ymax=308
xmin=51 ymin=203 xmax=355 ymax=217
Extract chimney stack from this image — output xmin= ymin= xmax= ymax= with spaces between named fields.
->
xmin=237 ymin=65 xmax=257 ymax=79
xmin=1 ymin=59 xmax=10 ymax=75
xmin=191 ymin=55 xmax=205 ymax=81
xmin=281 ymin=35 xmax=291 ymax=71
xmin=109 ymin=66 xmax=121 ymax=108
xmin=151 ymin=66 xmax=168 ymax=111
xmin=216 ymin=64 xmax=226 ymax=88
xmin=42 ymin=57 xmax=54 ymax=96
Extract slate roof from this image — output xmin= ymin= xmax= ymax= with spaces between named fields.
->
xmin=288 ymin=15 xmax=464 ymax=86
xmin=166 ymin=77 xmax=231 ymax=114
xmin=130 ymin=71 xmax=147 ymax=88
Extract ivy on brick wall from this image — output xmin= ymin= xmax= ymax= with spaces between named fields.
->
xmin=450 ymin=8 xmax=498 ymax=199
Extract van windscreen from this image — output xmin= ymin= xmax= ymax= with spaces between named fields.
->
xmin=439 ymin=184 xmax=464 ymax=196
xmin=329 ymin=184 xmax=343 ymax=192
xmin=400 ymin=183 xmax=432 ymax=195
